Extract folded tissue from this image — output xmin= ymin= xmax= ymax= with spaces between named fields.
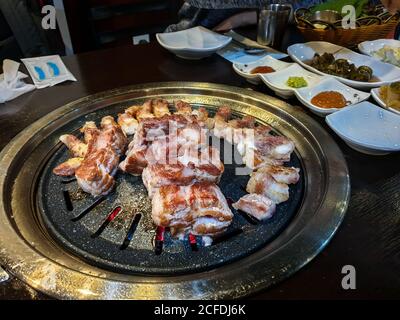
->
xmin=0 ymin=59 xmax=36 ymax=103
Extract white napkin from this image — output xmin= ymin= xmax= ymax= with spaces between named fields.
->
xmin=0 ymin=59 xmax=36 ymax=103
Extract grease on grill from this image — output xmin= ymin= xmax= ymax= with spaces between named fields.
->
xmin=69 ymin=189 xmax=87 ymax=202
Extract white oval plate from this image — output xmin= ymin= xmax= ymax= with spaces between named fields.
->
xmin=358 ymin=39 xmax=400 ymax=67
xmin=288 ymin=41 xmax=400 ymax=89
xmin=295 ymin=77 xmax=370 ymax=117
xmin=156 ymin=26 xmax=232 ymax=60
xmin=260 ymin=63 xmax=322 ymax=98
xmin=232 ymin=56 xmax=293 ymax=84
xmin=326 ymin=101 xmax=400 ymax=155
xmin=371 ymin=87 xmax=400 ymax=116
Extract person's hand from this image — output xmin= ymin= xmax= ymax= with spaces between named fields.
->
xmin=213 ymin=11 xmax=257 ymax=32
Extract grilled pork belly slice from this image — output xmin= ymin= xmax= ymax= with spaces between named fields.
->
xmin=53 ymin=157 xmax=84 ymax=177
xmin=120 ymin=114 xmax=208 ymax=176
xmin=55 ymin=116 xmax=128 ymax=196
xmin=255 ymin=135 xmax=295 ymax=162
xmin=213 ymin=106 xmax=232 ymax=140
xmin=257 ymin=165 xmax=300 ymax=185
xmin=175 ymin=100 xmax=193 ymax=115
xmin=152 ymin=183 xmax=233 ymax=237
xmin=232 ymin=194 xmax=276 ymax=221
xmin=118 ymin=112 xmax=139 ymax=136
xmin=235 ymin=127 xmax=295 ymax=169
xmin=94 ymin=116 xmax=128 ymax=155
xmin=136 ymin=100 xmax=155 ymax=121
xmin=59 ymin=134 xmax=88 ymax=158
xmin=75 ymin=148 xmax=119 ymax=196
xmin=81 ymin=121 xmax=99 ymax=144
xmin=142 ymin=147 xmax=224 ymax=197
xmin=151 ymin=99 xmax=171 ymax=118
xmin=246 ymin=170 xmax=289 ymax=204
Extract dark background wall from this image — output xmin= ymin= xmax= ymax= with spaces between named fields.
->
xmin=63 ymin=0 xmax=182 ymax=53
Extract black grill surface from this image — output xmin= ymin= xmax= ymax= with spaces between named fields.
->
xmin=37 ymin=104 xmax=304 ymax=275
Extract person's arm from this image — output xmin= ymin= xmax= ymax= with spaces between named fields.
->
xmin=380 ymin=0 xmax=399 ymax=14
xmin=213 ymin=10 xmax=257 ymax=32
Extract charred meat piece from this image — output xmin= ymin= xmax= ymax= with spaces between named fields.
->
xmin=92 ymin=116 xmax=128 ymax=155
xmin=118 ymin=112 xmax=139 ymax=136
xmin=235 ymin=126 xmax=294 ymax=169
xmin=253 ymin=135 xmax=295 ymax=164
xmin=53 ymin=157 xmax=84 ymax=177
xmin=59 ymin=134 xmax=88 ymax=158
xmin=142 ymin=147 xmax=224 ymax=197
xmin=152 ymin=182 xmax=233 ymax=238
xmin=152 ymin=99 xmax=171 ymax=118
xmin=257 ymin=165 xmax=300 ymax=185
xmin=233 ymin=194 xmax=276 ymax=220
xmin=213 ymin=106 xmax=233 ymax=140
xmin=81 ymin=121 xmax=100 ymax=144
xmin=120 ymin=114 xmax=207 ymax=176
xmin=246 ymin=169 xmax=289 ymax=204
xmin=75 ymin=148 xmax=119 ymax=196
xmin=175 ymin=100 xmax=193 ymax=115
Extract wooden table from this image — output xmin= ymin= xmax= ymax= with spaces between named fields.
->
xmin=1 ymin=34 xmax=400 ymax=300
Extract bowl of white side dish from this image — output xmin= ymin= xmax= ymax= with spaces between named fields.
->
xmin=358 ymin=39 xmax=400 ymax=68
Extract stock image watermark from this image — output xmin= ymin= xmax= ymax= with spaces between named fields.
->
xmin=341 ymin=265 xmax=356 ymax=290
xmin=40 ymin=5 xmax=360 ymax=31
xmin=41 ymin=5 xmax=57 ymax=30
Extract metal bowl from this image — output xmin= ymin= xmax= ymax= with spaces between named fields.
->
xmin=0 ymin=82 xmax=350 ymax=299
xmin=308 ymin=10 xmax=342 ymax=24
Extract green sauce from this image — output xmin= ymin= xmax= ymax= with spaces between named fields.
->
xmin=287 ymin=76 xmax=308 ymax=88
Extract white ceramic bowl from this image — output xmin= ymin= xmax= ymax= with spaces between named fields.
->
xmin=288 ymin=41 xmax=400 ymax=89
xmin=326 ymin=101 xmax=400 ymax=155
xmin=156 ymin=26 xmax=232 ymax=60
xmin=371 ymin=87 xmax=400 ymax=116
xmin=260 ymin=63 xmax=322 ymax=99
xmin=358 ymin=39 xmax=400 ymax=62
xmin=232 ymin=56 xmax=293 ymax=84
xmin=295 ymin=77 xmax=370 ymax=117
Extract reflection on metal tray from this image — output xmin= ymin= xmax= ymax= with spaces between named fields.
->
xmin=0 ymin=82 xmax=350 ymax=299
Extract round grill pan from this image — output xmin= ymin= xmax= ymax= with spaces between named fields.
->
xmin=0 ymin=82 xmax=350 ymax=299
